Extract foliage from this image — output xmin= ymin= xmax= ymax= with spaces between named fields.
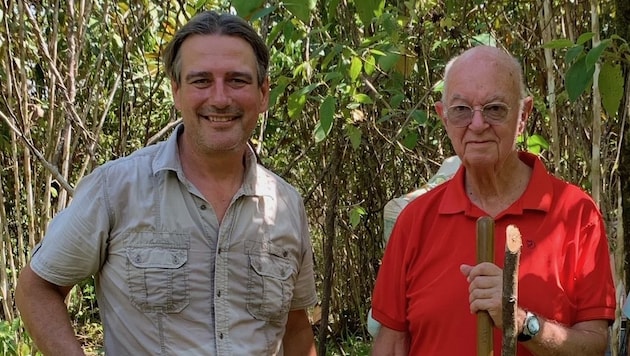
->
xmin=0 ymin=318 xmax=38 ymax=356
xmin=0 ymin=0 xmax=628 ymax=353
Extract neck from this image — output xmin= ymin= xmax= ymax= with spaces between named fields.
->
xmin=465 ymin=156 xmax=531 ymax=217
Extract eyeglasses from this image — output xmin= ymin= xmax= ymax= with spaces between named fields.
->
xmin=445 ymin=102 xmax=511 ymax=127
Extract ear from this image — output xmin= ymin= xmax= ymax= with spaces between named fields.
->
xmin=171 ymin=79 xmax=181 ymax=111
xmin=258 ymin=76 xmax=270 ymax=114
xmin=435 ymin=101 xmax=448 ymax=127
xmin=517 ymin=96 xmax=533 ymax=134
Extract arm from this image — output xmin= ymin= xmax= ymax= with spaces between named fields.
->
xmin=15 ymin=264 xmax=85 ymax=356
xmin=519 ymin=315 xmax=608 ymax=356
xmin=283 ymin=309 xmax=316 ymax=356
xmin=461 ymin=263 xmax=609 ymax=356
xmin=371 ymin=325 xmax=409 ymax=356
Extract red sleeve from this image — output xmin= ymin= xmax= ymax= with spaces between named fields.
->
xmin=371 ymin=212 xmax=411 ymax=331
xmin=573 ymin=204 xmax=616 ymax=322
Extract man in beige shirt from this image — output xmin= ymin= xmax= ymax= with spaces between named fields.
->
xmin=16 ymin=10 xmax=317 ymax=356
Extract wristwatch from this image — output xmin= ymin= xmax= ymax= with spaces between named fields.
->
xmin=517 ymin=311 xmax=540 ymax=342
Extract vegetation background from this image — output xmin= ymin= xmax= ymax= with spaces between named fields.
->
xmin=1 ymin=0 xmax=629 ymax=355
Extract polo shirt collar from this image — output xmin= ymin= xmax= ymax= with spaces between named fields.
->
xmin=439 ymin=152 xmax=552 ymax=218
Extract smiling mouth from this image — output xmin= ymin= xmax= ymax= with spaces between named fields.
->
xmin=200 ymin=114 xmax=239 ymax=122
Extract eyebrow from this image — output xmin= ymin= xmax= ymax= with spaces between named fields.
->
xmin=450 ymin=94 xmax=507 ymax=104
xmin=184 ymin=70 xmax=255 ymax=82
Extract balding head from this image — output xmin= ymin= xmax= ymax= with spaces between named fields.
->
xmin=441 ymin=46 xmax=527 ymax=104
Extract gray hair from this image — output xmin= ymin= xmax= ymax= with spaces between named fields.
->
xmin=162 ymin=11 xmax=269 ymax=86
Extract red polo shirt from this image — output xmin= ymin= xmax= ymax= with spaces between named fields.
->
xmin=371 ymin=152 xmax=615 ymax=355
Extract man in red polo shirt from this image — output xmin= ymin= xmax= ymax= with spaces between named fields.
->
xmin=371 ymin=46 xmax=615 ymax=355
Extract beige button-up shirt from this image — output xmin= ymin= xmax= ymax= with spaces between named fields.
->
xmin=31 ymin=125 xmax=318 ymax=355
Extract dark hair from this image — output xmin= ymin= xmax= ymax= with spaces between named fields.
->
xmin=162 ymin=11 xmax=269 ymax=86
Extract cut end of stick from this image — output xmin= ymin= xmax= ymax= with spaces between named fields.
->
xmin=506 ymin=225 xmax=523 ymax=253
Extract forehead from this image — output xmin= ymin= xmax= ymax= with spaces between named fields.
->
xmin=178 ymin=34 xmax=257 ymax=73
xmin=445 ymin=49 xmax=520 ymax=103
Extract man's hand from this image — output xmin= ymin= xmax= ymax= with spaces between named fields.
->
xmin=460 ymin=262 xmax=504 ymax=329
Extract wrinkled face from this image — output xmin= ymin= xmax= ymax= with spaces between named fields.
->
xmin=172 ymin=34 xmax=269 ymax=155
xmin=435 ymin=48 xmax=532 ymax=170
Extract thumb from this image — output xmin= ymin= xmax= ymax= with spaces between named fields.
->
xmin=460 ymin=264 xmax=473 ymax=279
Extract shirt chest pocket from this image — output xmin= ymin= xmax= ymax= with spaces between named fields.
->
xmin=126 ymin=233 xmax=190 ymax=313
xmin=246 ymin=246 xmax=295 ymax=323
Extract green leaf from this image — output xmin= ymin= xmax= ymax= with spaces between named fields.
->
xmin=353 ymin=93 xmax=373 ymax=104
xmin=313 ymin=95 xmax=336 ymax=142
xmin=471 ymin=33 xmax=496 ymax=46
xmin=542 ymin=39 xmax=574 ymax=49
xmin=565 ymin=45 xmax=584 ymax=64
xmin=345 ymin=125 xmax=362 ymax=149
xmin=599 ymin=62 xmax=623 ymax=117
xmin=402 ymin=130 xmax=418 ymax=149
xmin=350 ymin=56 xmax=362 ymax=81
xmin=527 ymin=134 xmax=549 ymax=150
xmin=356 ymin=0 xmax=385 ymax=26
xmin=284 ymin=0 xmax=316 ymax=23
xmin=288 ymin=91 xmax=307 ymax=119
xmin=250 ymin=6 xmax=276 ymax=22
xmin=269 ymin=76 xmax=290 ymax=108
xmin=390 ymin=93 xmax=405 ymax=108
xmin=585 ymin=39 xmax=610 ymax=67
xmin=364 ymin=54 xmax=376 ymax=75
xmin=378 ymin=51 xmax=400 ymax=72
xmin=411 ymin=110 xmax=428 ymax=125
xmin=576 ymin=32 xmax=594 ymax=45
xmin=525 ymin=134 xmax=549 ymax=155
xmin=349 ymin=206 xmax=366 ymax=228
xmin=232 ymin=0 xmax=264 ymax=18
xmin=565 ymin=55 xmax=594 ymax=102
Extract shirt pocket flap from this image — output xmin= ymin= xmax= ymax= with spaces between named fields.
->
xmin=127 ymin=247 xmax=187 ymax=269
xmin=249 ymin=255 xmax=292 ymax=280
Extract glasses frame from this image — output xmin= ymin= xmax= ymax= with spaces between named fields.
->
xmin=445 ymin=102 xmax=512 ymax=128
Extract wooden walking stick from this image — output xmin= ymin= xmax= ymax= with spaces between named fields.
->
xmin=476 ymin=216 xmax=495 ymax=356
xmin=501 ymin=225 xmax=522 ymax=356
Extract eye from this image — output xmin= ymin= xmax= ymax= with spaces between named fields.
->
xmin=483 ymin=103 xmax=509 ymax=120
xmin=448 ymin=105 xmax=472 ymax=119
xmin=189 ymin=78 xmax=211 ymax=88
xmin=484 ymin=104 xmax=506 ymax=112
xmin=228 ymin=77 xmax=252 ymax=87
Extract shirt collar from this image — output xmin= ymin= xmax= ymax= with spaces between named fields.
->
xmin=151 ymin=124 xmax=273 ymax=198
xmin=439 ymin=151 xmax=552 ymax=218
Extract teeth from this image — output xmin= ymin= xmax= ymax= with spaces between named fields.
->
xmin=203 ymin=115 xmax=234 ymax=122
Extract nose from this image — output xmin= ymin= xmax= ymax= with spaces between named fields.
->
xmin=207 ymin=81 xmax=231 ymax=108
xmin=469 ymin=108 xmax=487 ymax=128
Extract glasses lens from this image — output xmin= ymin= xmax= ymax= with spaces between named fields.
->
xmin=483 ymin=103 xmax=509 ymax=122
xmin=447 ymin=105 xmax=472 ymax=126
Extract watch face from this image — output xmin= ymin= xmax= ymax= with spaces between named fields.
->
xmin=527 ymin=315 xmax=540 ymax=335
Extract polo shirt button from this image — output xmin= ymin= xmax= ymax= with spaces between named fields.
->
xmin=200 ymin=204 xmax=207 ymax=210
xmin=219 ymin=333 xmax=224 ymax=339
xmin=217 ymin=290 xmax=221 ymax=297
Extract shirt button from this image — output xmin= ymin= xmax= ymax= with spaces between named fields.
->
xmin=283 ymin=251 xmax=288 ymax=257
xmin=200 ymin=204 xmax=207 ymax=210
xmin=217 ymin=290 xmax=221 ymax=297
xmin=218 ymin=248 xmax=222 ymax=254
xmin=219 ymin=333 xmax=224 ymax=339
